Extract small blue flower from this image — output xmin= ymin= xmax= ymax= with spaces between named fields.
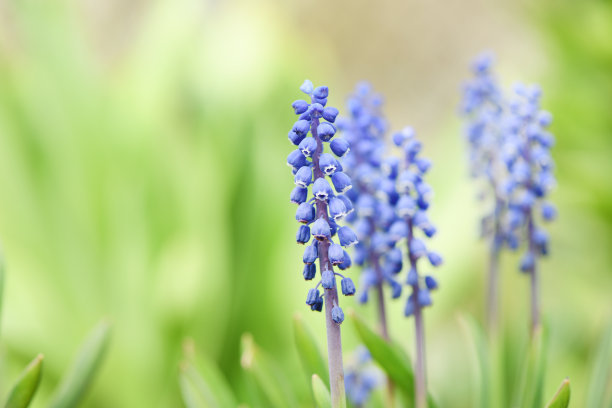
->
xmin=396 ymin=195 xmax=416 ymax=217
xmin=306 ymin=288 xmax=319 ymax=305
xmin=404 ymin=297 xmax=415 ymax=317
xmin=303 ymin=244 xmax=318 ymax=264
xmin=311 ymin=295 xmax=323 ymax=312
xmin=293 ymin=120 xmax=311 ymax=137
xmin=425 ymin=275 xmax=438 ymax=290
xmin=330 ymin=137 xmax=350 ymax=157
xmin=338 ymin=250 xmax=352 ymax=270
xmin=390 ymin=280 xmax=402 ymax=299
xmin=417 ymin=288 xmax=432 ymax=307
xmin=318 ymin=122 xmax=337 ymax=142
xmin=311 ymin=218 xmax=332 ymax=241
xmin=303 ymin=264 xmax=316 ymax=280
xmin=290 ymin=186 xmax=308 ymax=204
xmin=314 ymin=86 xmax=329 ymax=99
xmin=292 ymin=100 xmax=310 ymax=115
xmin=331 ymin=172 xmax=352 ymax=193
xmin=295 ymin=202 xmax=315 ymax=224
xmin=299 ymin=137 xmax=318 ymax=157
xmin=313 ymin=178 xmax=333 ymax=201
xmin=287 ymin=149 xmax=309 ymax=169
xmin=288 ymin=130 xmax=305 ymax=146
xmin=320 ymin=153 xmax=339 ymax=175
xmin=427 ymin=252 xmax=443 ymax=267
xmin=329 ymin=243 xmax=345 ymax=265
xmin=338 ymin=226 xmax=358 ymax=247
xmin=332 ymin=305 xmax=345 ymax=324
xmin=294 ymin=166 xmax=312 ymax=188
xmin=296 ymin=225 xmax=311 ymax=245
xmin=329 ymin=197 xmax=348 ymax=220
xmin=300 ymin=80 xmax=314 ymax=94
xmin=341 ymin=277 xmax=356 ymax=296
xmin=322 ymin=269 xmax=335 ymax=289
xmin=406 ymin=267 xmax=419 ymax=286
xmin=323 ymin=107 xmax=339 ymax=123
xmin=409 ymin=238 xmax=427 ymax=259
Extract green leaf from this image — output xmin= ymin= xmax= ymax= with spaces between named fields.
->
xmin=312 ymin=374 xmax=332 ymax=408
xmin=293 ymin=314 xmax=329 ymax=387
xmin=49 ymin=319 xmax=112 ymax=408
xmin=458 ymin=315 xmax=490 ymax=408
xmin=0 ymin=251 xmax=5 ymax=333
xmin=240 ymin=333 xmax=297 ymax=408
xmin=178 ymin=339 xmax=237 ymax=408
xmin=514 ymin=326 xmax=548 ymax=408
xmin=351 ymin=310 xmax=415 ymax=404
xmin=545 ymin=378 xmax=570 ymax=408
xmin=586 ymin=322 xmax=612 ymax=408
xmin=4 ymin=354 xmax=44 ymax=408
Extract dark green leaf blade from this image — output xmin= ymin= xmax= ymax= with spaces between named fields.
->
xmin=4 ymin=354 xmax=44 ymax=408
xmin=49 ymin=319 xmax=112 ymax=408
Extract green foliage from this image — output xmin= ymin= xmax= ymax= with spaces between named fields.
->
xmin=293 ymin=314 xmax=329 ymax=387
xmin=586 ymin=323 xmax=612 ymax=408
xmin=178 ymin=339 xmax=237 ymax=408
xmin=350 ymin=310 xmax=415 ymax=405
xmin=545 ymin=378 xmax=570 ymax=408
xmin=312 ymin=374 xmax=332 ymax=408
xmin=48 ymin=320 xmax=112 ymax=408
xmin=4 ymin=354 xmax=44 ymax=408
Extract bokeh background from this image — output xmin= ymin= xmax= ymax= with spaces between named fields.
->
xmin=0 ymin=0 xmax=611 ymax=406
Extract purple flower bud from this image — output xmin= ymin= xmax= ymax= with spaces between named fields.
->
xmin=341 ymin=277 xmax=356 ymax=296
xmin=417 ymin=288 xmax=432 ymax=307
xmin=303 ymin=244 xmax=318 ymax=264
xmin=330 ymin=137 xmax=350 ymax=157
xmin=329 ymin=243 xmax=345 ymax=265
xmin=313 ymin=178 xmax=333 ymax=201
xmin=310 ymin=103 xmax=324 ymax=117
xmin=389 ymin=220 xmax=408 ymax=241
xmin=410 ymin=239 xmax=427 ymax=259
xmin=303 ymin=263 xmax=316 ymax=280
xmin=331 ymin=305 xmax=344 ymax=324
xmin=313 ymin=86 xmax=329 ymax=99
xmin=397 ymin=195 xmax=416 ymax=217
xmin=292 ymin=100 xmax=309 ymax=115
xmin=317 ymin=122 xmax=336 ymax=142
xmin=520 ymin=252 xmax=535 ymax=273
xmin=331 ymin=172 xmax=352 ymax=193
xmin=322 ymin=269 xmax=335 ymax=289
xmin=311 ymin=294 xmax=323 ymax=312
xmin=323 ymin=106 xmax=339 ymax=123
xmin=293 ymin=120 xmax=310 ymax=137
xmin=427 ymin=252 xmax=443 ymax=267
xmin=390 ymin=280 xmax=402 ymax=299
xmin=406 ymin=267 xmax=419 ymax=286
xmin=288 ymin=130 xmax=305 ymax=145
xmin=295 ymin=202 xmax=315 ymax=224
xmin=415 ymin=158 xmax=432 ymax=174
xmin=290 ymin=186 xmax=308 ymax=204
xmin=404 ymin=297 xmax=415 ymax=316
xmin=338 ymin=250 xmax=352 ymax=270
xmin=338 ymin=194 xmax=354 ymax=215
xmin=300 ymin=80 xmax=314 ymax=95
xmin=425 ymin=275 xmax=438 ymax=290
xmin=311 ymin=218 xmax=331 ymax=241
xmin=338 ymin=226 xmax=358 ymax=247
xmin=541 ymin=202 xmax=557 ymax=221
xmin=296 ymin=225 xmax=310 ymax=245
xmin=306 ymin=288 xmax=319 ymax=305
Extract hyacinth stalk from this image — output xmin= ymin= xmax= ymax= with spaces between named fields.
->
xmin=460 ymin=54 xmax=507 ymax=334
xmin=393 ymin=127 xmax=442 ymax=408
xmin=289 ymin=80 xmax=360 ymax=408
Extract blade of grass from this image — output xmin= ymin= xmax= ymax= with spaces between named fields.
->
xmin=293 ymin=314 xmax=329 ymax=387
xmin=4 ymin=354 xmax=44 ymax=408
xmin=312 ymin=374 xmax=332 ymax=408
xmin=586 ymin=322 xmax=612 ymax=408
xmin=545 ymin=378 xmax=570 ymax=408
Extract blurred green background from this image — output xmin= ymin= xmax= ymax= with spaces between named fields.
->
xmin=0 ymin=0 xmax=611 ymax=406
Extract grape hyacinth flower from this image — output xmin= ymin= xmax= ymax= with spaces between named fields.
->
xmin=503 ymin=83 xmax=556 ymax=334
xmin=344 ymin=346 xmax=382 ymax=407
xmin=459 ymin=54 xmax=509 ymax=332
xmin=288 ymin=80 xmax=359 ymax=407
xmin=394 ymin=128 xmax=442 ymax=408
xmin=337 ymin=83 xmax=403 ymax=342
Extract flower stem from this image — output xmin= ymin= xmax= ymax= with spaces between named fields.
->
xmin=407 ymin=218 xmax=427 ymax=408
xmin=312 ymin=117 xmax=346 ymax=408
xmin=527 ymin=211 xmax=540 ymax=336
xmin=486 ymin=231 xmax=500 ymax=336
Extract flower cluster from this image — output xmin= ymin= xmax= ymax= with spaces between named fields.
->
xmin=390 ymin=129 xmax=443 ymax=316
xmin=344 ymin=346 xmax=381 ymax=406
xmin=460 ymin=54 xmax=509 ymax=250
xmin=288 ymin=80 xmax=358 ymax=324
xmin=337 ymin=83 xmax=404 ymax=304
xmin=502 ymin=83 xmax=557 ymax=271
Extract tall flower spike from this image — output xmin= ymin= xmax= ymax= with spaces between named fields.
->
xmin=288 ymin=80 xmax=354 ymax=407
xmin=338 ymin=83 xmax=405 ymax=346
xmin=459 ymin=54 xmax=510 ymax=333
xmin=395 ymin=129 xmax=442 ymax=408
xmin=504 ymin=82 xmax=556 ymax=334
